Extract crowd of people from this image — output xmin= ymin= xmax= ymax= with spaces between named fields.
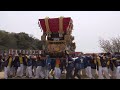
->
xmin=0 ymin=51 xmax=120 ymax=79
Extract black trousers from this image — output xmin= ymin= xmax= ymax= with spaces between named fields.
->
xmin=66 ymin=69 xmax=74 ymax=79
xmin=73 ymin=69 xmax=81 ymax=79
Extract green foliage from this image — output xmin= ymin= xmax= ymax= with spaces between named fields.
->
xmin=0 ymin=30 xmax=42 ymax=50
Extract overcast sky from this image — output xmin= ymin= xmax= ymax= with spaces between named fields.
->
xmin=0 ymin=11 xmax=120 ymax=53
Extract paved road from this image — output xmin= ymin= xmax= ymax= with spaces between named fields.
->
xmin=0 ymin=71 xmax=91 ymax=79
xmin=0 ymin=72 xmax=4 ymax=79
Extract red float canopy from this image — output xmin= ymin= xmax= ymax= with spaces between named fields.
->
xmin=38 ymin=17 xmax=72 ymax=33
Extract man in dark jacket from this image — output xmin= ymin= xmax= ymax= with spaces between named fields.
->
xmin=85 ymin=55 xmax=93 ymax=79
xmin=60 ymin=57 xmax=67 ymax=74
xmin=0 ymin=54 xmax=2 ymax=71
xmin=35 ymin=55 xmax=45 ymax=79
xmin=66 ymin=55 xmax=74 ymax=79
xmin=22 ymin=54 xmax=27 ymax=76
xmin=31 ymin=55 xmax=37 ymax=77
xmin=12 ymin=54 xmax=20 ymax=77
xmin=73 ymin=55 xmax=83 ymax=79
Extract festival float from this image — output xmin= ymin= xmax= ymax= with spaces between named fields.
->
xmin=38 ymin=17 xmax=76 ymax=58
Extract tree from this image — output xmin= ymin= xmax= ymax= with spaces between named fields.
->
xmin=0 ymin=30 xmax=42 ymax=50
xmin=99 ymin=36 xmax=120 ymax=53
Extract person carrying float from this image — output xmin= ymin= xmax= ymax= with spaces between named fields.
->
xmin=66 ymin=55 xmax=74 ymax=79
xmin=97 ymin=53 xmax=110 ymax=79
xmin=32 ymin=55 xmax=37 ymax=77
xmin=54 ymin=57 xmax=61 ymax=79
xmin=26 ymin=55 xmax=33 ymax=78
xmin=4 ymin=54 xmax=13 ymax=79
xmin=35 ymin=55 xmax=45 ymax=79
xmin=85 ymin=54 xmax=93 ymax=79
xmin=73 ymin=54 xmax=82 ymax=79
xmin=114 ymin=53 xmax=120 ymax=79
xmin=44 ymin=55 xmax=51 ymax=79
xmin=91 ymin=54 xmax=97 ymax=79
xmin=16 ymin=53 xmax=24 ymax=78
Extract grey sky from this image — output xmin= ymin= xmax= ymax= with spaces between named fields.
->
xmin=0 ymin=11 xmax=120 ymax=53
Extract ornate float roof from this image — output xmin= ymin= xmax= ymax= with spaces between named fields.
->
xmin=38 ymin=17 xmax=73 ymax=33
